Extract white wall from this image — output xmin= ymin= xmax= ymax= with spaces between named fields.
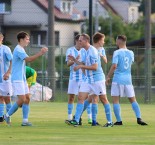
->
xmin=74 ymin=0 xmax=109 ymax=19
xmin=55 ymin=21 xmax=81 ymax=47
xmin=128 ymin=6 xmax=139 ymax=23
xmin=4 ymin=0 xmax=47 ymax=28
xmin=108 ymin=0 xmax=140 ymax=23
xmin=3 ymin=0 xmax=82 ymax=49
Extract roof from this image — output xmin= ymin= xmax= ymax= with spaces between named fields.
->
xmin=127 ymin=35 xmax=155 ymax=47
xmin=99 ymin=0 xmax=140 ymax=21
xmin=99 ymin=0 xmax=119 ymax=16
xmin=31 ymin=0 xmax=85 ymax=22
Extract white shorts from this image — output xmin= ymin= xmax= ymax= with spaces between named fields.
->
xmin=0 ymin=82 xmax=12 ymax=96
xmin=79 ymin=80 xmax=106 ymax=96
xmin=67 ymin=80 xmax=82 ymax=95
xmin=12 ymin=82 xmax=29 ymax=96
xmin=111 ymin=82 xmax=135 ymax=98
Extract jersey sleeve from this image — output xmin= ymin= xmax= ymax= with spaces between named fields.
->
xmin=112 ymin=51 xmax=118 ymax=64
xmin=17 ymin=49 xmax=29 ymax=60
xmin=4 ymin=46 xmax=13 ymax=61
xmin=101 ymin=48 xmax=106 ymax=57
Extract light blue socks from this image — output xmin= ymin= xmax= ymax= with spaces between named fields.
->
xmin=113 ymin=103 xmax=122 ymax=122
xmin=104 ymin=104 xmax=112 ymax=123
xmin=131 ymin=102 xmax=141 ymax=118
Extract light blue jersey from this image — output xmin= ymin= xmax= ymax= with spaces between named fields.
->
xmin=112 ymin=48 xmax=134 ymax=85
xmin=85 ymin=45 xmax=105 ymax=83
xmin=98 ymin=47 xmax=106 ymax=57
xmin=66 ymin=46 xmax=86 ymax=82
xmin=11 ymin=45 xmax=28 ymax=82
xmin=0 ymin=44 xmax=13 ymax=83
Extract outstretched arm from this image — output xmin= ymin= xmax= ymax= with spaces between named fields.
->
xmin=25 ymin=47 xmax=48 ymax=62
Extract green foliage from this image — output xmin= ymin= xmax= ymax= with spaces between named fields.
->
xmin=27 ymin=56 xmax=47 ymax=72
xmin=55 ymin=55 xmax=69 ymax=77
xmin=85 ymin=13 xmax=149 ymax=45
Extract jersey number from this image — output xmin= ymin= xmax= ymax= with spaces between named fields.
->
xmin=124 ymin=57 xmax=129 ymax=69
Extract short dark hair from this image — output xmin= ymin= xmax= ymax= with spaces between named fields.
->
xmin=93 ymin=32 xmax=105 ymax=43
xmin=81 ymin=33 xmax=90 ymax=42
xmin=17 ymin=31 xmax=29 ymax=42
xmin=117 ymin=35 xmax=127 ymax=42
xmin=74 ymin=34 xmax=80 ymax=41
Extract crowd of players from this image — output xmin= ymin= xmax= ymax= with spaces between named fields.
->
xmin=0 ymin=31 xmax=148 ymax=127
xmin=65 ymin=33 xmax=148 ymax=127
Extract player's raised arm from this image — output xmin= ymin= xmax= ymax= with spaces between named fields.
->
xmin=25 ymin=47 xmax=48 ymax=62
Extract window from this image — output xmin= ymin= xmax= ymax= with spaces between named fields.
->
xmin=0 ymin=0 xmax=11 ymax=14
xmin=61 ymin=1 xmax=71 ymax=13
xmin=55 ymin=31 xmax=60 ymax=46
xmin=31 ymin=31 xmax=47 ymax=46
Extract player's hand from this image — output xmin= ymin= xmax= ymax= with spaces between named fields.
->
xmin=3 ymin=72 xmax=10 ymax=80
xmin=68 ymin=55 xmax=75 ymax=61
xmin=74 ymin=65 xmax=83 ymax=71
xmin=76 ymin=54 xmax=80 ymax=60
xmin=41 ymin=47 xmax=48 ymax=54
xmin=106 ymin=77 xmax=110 ymax=85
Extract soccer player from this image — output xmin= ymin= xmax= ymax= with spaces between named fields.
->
xmin=88 ymin=32 xmax=109 ymax=126
xmin=0 ymin=32 xmax=12 ymax=123
xmin=83 ymin=32 xmax=112 ymax=126
xmin=106 ymin=35 xmax=147 ymax=126
xmin=4 ymin=31 xmax=48 ymax=126
xmin=26 ymin=66 xmax=37 ymax=88
xmin=66 ymin=33 xmax=113 ymax=127
xmin=65 ymin=34 xmax=92 ymax=124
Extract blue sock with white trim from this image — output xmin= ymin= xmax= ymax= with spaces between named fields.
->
xmin=68 ymin=103 xmax=74 ymax=120
xmin=104 ymin=103 xmax=112 ymax=123
xmin=22 ymin=104 xmax=30 ymax=123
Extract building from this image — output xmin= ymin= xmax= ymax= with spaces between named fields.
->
xmin=0 ymin=0 xmax=84 ymax=49
xmin=74 ymin=0 xmax=140 ymax=23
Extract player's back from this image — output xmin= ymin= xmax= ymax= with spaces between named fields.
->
xmin=113 ymin=48 xmax=134 ymax=85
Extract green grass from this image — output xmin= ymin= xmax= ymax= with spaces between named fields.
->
xmin=0 ymin=102 xmax=154 ymax=145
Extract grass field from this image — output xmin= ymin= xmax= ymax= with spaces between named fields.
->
xmin=0 ymin=102 xmax=154 ymax=145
